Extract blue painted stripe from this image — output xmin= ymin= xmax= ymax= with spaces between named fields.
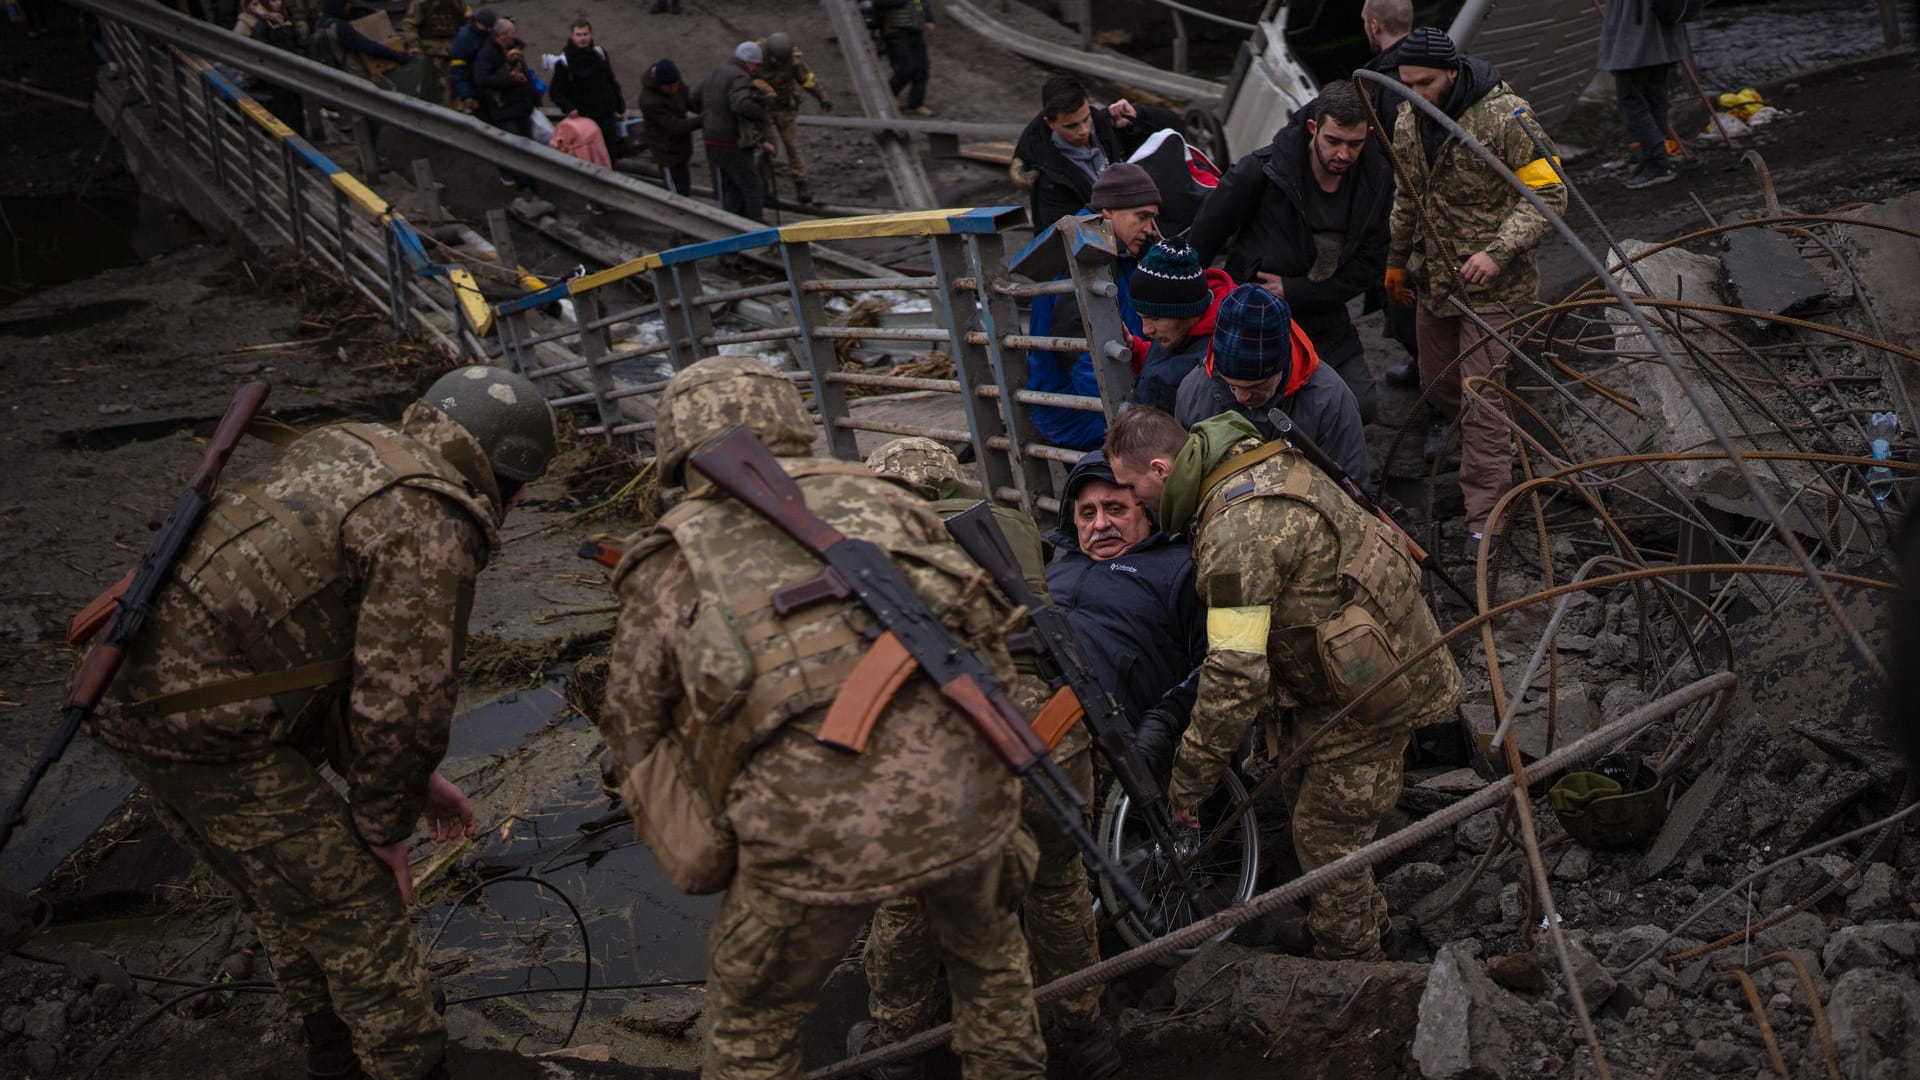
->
xmin=947 ymin=206 xmax=1026 ymax=233
xmin=497 ymin=282 xmax=573 ymax=315
xmin=656 ymin=228 xmax=781 ymax=266
xmin=1009 ymin=222 xmax=1061 ymax=270
xmin=390 ymin=222 xmax=433 ymax=271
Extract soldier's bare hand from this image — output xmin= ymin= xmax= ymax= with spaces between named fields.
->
xmin=1460 ymin=250 xmax=1501 ymax=285
xmin=369 ymin=840 xmax=415 ymax=905
xmin=1171 ymin=804 xmax=1201 ymax=829
xmin=1255 ymin=271 xmax=1286 ymax=299
xmin=424 ymin=771 xmax=477 ymax=841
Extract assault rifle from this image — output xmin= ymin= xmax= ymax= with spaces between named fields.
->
xmin=688 ymin=426 xmax=1160 ymax=928
xmin=1267 ymin=406 xmax=1476 ymax=608
xmin=0 ymin=382 xmax=271 ymax=854
xmin=942 ymin=501 xmax=1196 ymax=904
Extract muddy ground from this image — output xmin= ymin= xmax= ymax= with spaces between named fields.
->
xmin=4 ymin=1 xmax=1920 ymax=1078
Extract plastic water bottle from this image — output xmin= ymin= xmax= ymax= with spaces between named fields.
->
xmin=1867 ymin=411 xmax=1898 ymax=506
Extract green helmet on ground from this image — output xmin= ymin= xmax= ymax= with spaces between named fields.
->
xmin=421 ymin=365 xmax=558 ymax=483
xmin=655 ymin=355 xmax=814 ymax=486
xmin=1548 ymin=752 xmax=1668 ymax=850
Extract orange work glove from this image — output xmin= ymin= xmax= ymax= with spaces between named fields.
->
xmin=1384 ymin=267 xmax=1413 ymax=307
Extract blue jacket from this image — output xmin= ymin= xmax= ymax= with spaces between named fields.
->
xmin=1026 ymin=260 xmax=1141 ymax=450
xmin=449 ymin=21 xmax=488 ymax=100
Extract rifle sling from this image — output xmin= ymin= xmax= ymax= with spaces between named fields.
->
xmin=1198 ymin=439 xmax=1293 ymax=501
xmin=128 ymin=656 xmax=353 ymax=717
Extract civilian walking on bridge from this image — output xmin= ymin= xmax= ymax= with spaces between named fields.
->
xmin=639 ymin=58 xmax=700 ymax=197
xmin=446 ymin=7 xmax=494 ymax=112
xmin=695 ymin=41 xmax=775 ymax=223
xmin=872 ymin=0 xmax=935 ymax=116
xmin=549 ymin=19 xmax=629 ymax=159
xmin=755 ymin=31 xmax=834 ymax=205
xmin=475 ymin=17 xmax=544 ymax=192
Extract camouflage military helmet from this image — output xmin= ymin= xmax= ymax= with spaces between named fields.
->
xmin=765 ymin=31 xmax=793 ymax=62
xmin=422 ymin=366 xmax=558 ymax=483
xmin=866 ymin=436 xmax=962 ymax=494
xmin=655 ymin=355 xmax=814 ymax=485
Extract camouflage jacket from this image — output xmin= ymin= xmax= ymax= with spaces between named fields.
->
xmin=752 ymin=46 xmax=830 ymax=111
xmin=598 ymin=459 xmax=1021 ymax=905
xmin=1168 ymin=434 xmax=1463 ymax=810
xmin=93 ymin=404 xmax=501 ymax=847
xmin=1387 ymin=78 xmax=1568 ymax=315
xmin=401 ymin=0 xmax=465 ymax=51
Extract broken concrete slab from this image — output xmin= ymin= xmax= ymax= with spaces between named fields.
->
xmin=1640 ymin=761 xmax=1729 ymax=882
xmin=1413 ymin=942 xmax=1519 ymax=1079
xmin=1721 ymin=228 xmax=1829 ymax=316
xmin=1821 ymin=921 xmax=1920 ymax=975
xmin=1822 ymin=968 xmax=1920 ymax=1079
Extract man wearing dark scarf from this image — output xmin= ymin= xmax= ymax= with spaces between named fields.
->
xmin=1382 ymin=26 xmax=1568 ymax=559
xmin=549 ymin=19 xmax=628 ymax=158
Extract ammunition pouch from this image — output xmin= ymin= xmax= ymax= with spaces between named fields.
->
xmin=1314 ymin=604 xmax=1412 ymax=723
xmin=621 ymin=728 xmax=738 ymax=894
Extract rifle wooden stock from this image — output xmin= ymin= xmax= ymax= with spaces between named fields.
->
xmin=937 ymin=673 xmax=1043 ymax=771
xmin=693 ymin=429 xmax=846 ymax=552
xmin=2 ymin=382 xmax=270 ymax=854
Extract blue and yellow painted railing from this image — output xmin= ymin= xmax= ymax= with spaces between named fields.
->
xmin=493 ymin=206 xmax=1026 ymax=318
xmin=187 ymin=53 xmax=543 ymax=336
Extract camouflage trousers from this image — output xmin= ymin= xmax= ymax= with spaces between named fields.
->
xmin=1274 ymin=719 xmax=1410 ymax=962
xmin=770 ymin=108 xmax=808 ymax=182
xmin=710 ymin=835 xmax=1045 ymax=1079
xmin=113 ymin=745 xmax=444 ymax=1080
xmin=865 ymin=745 xmax=1100 ymax=1038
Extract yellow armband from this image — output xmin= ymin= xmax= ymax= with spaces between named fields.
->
xmin=1516 ymin=157 xmax=1562 ymax=189
xmin=1207 ymin=606 xmax=1271 ymax=654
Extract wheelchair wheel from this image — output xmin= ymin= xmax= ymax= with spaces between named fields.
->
xmin=1095 ymin=771 xmax=1260 ymax=959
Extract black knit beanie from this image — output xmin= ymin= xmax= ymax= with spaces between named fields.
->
xmin=1128 ymin=240 xmax=1210 ymax=319
xmin=1397 ymin=26 xmax=1459 ymax=70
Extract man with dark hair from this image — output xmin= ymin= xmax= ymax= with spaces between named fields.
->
xmin=1173 ymin=283 xmax=1372 ymax=493
xmin=1188 ymin=80 xmax=1393 ymax=425
xmin=446 ymin=6 xmax=494 ymax=111
xmin=1386 ymin=26 xmax=1567 ymax=556
xmin=1012 ymin=73 xmax=1180 ymax=230
xmin=1102 ymin=403 xmax=1461 ymax=963
xmin=1599 ymin=0 xmax=1688 ymax=189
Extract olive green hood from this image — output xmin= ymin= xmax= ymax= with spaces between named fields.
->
xmin=1158 ymin=412 xmax=1262 ymax=534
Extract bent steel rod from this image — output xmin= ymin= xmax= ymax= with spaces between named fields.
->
xmin=810 ymin=671 xmax=1737 ymax=1079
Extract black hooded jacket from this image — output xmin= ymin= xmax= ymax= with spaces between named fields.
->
xmin=1186 ymin=110 xmax=1394 ymax=379
xmin=1044 ymin=454 xmax=1206 ymax=773
xmin=1013 ymin=101 xmax=1182 ymax=229
xmin=549 ymin=43 xmax=626 ymax=124
xmin=1420 ymin=56 xmax=1502 ymax=163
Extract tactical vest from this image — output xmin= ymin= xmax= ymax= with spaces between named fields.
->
xmin=619 ymin=460 xmax=991 ymax=808
xmin=418 ymin=0 xmax=465 ymax=40
xmin=1200 ymin=444 xmax=1453 ymax=724
xmin=169 ymin=422 xmax=497 ymax=720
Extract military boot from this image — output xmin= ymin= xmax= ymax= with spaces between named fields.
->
xmin=794 ymin=178 xmax=814 ymax=204
xmin=845 ymin=1020 xmax=925 ymax=1080
xmin=1053 ymin=1017 xmax=1124 ymax=1080
xmin=302 ymin=1012 xmax=365 ymax=1080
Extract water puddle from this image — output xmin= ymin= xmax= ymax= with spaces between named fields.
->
xmin=426 ymin=673 xmax=719 ymax=1022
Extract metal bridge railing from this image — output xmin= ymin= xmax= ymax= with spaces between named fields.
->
xmin=98 ymin=20 xmax=501 ymax=362
xmin=490 ymin=211 xmax=1138 ymax=519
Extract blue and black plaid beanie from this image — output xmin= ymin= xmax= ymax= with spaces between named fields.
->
xmin=1128 ymin=239 xmax=1210 ymax=319
xmin=1210 ymin=284 xmax=1294 ymax=381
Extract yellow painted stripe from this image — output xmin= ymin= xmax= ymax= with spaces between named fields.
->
xmin=1516 ymin=157 xmax=1563 ymax=189
xmin=777 ymin=208 xmax=963 ymax=243
xmin=570 ymin=253 xmax=663 ymax=294
xmin=233 ymin=97 xmax=298 ymax=140
xmin=1206 ymin=606 xmax=1271 ymax=653
xmin=330 ymin=173 xmax=391 ymax=217
xmin=517 ymin=271 xmax=548 ymax=292
xmin=447 ymin=268 xmax=494 ymax=335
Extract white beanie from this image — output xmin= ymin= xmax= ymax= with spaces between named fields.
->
xmin=735 ymin=40 xmax=762 ymax=64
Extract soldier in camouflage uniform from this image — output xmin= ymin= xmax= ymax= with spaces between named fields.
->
xmin=754 ymin=32 xmax=834 ymax=204
xmin=1383 ymin=27 xmax=1568 ymax=554
xmin=855 ymin=438 xmax=1115 ymax=1079
xmin=401 ymin=0 xmax=469 ymax=106
xmin=597 ymin=360 xmax=1045 ymax=1079
xmin=89 ymin=367 xmax=558 ymax=1080
xmin=1105 ymin=406 xmax=1462 ymax=961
